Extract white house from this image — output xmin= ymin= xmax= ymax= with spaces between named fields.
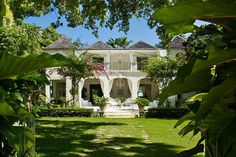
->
xmin=44 ymin=36 xmax=186 ymax=112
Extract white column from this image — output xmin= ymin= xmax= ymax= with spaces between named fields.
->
xmin=45 ymin=84 xmax=51 ymax=103
xmin=129 ymin=52 xmax=133 ymax=71
xmin=78 ymin=79 xmax=85 ymax=107
xmin=66 ymin=77 xmax=72 ymax=103
xmin=131 ymin=78 xmax=140 ymax=100
xmin=100 ymin=77 xmax=110 ymax=98
xmin=105 ymin=53 xmax=111 ymax=70
xmin=133 ymin=55 xmax=137 ymax=70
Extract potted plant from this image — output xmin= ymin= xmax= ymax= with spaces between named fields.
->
xmin=116 ymin=97 xmax=126 ymax=108
xmin=134 ymin=97 xmax=150 ymax=112
xmin=93 ymin=95 xmax=109 ymax=112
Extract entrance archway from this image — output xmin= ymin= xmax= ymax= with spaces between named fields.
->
xmin=82 ymin=78 xmax=103 ymax=104
xmin=110 ymin=78 xmax=131 ymax=99
xmin=139 ymin=78 xmax=158 ymax=100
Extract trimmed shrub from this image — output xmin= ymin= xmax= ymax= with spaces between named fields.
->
xmin=145 ymin=108 xmax=189 ymax=119
xmin=38 ymin=108 xmax=94 ymax=117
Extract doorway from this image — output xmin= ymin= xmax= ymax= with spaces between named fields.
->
xmin=89 ymin=84 xmax=103 ymax=104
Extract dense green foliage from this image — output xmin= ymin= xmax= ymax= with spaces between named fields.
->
xmin=93 ymin=95 xmax=109 ymax=112
xmin=38 ymin=108 xmax=94 ymax=117
xmin=0 ymin=52 xmax=67 ymax=156
xmin=0 ymin=23 xmax=61 ymax=56
xmin=185 ymin=24 xmax=220 ymax=60
xmin=145 ymin=108 xmax=189 ymax=119
xmin=0 ymin=2 xmax=66 ymax=156
xmin=155 ymin=0 xmax=236 ymax=156
xmin=134 ymin=97 xmax=150 ymax=112
xmin=106 ymin=37 xmax=132 ymax=49
xmin=58 ymin=54 xmax=96 ymax=104
xmin=134 ymin=97 xmax=150 ymax=106
xmin=144 ymin=56 xmax=181 ymax=90
xmin=8 ymin=0 xmax=173 ymax=42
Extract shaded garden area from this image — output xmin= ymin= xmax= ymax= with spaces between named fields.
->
xmin=35 ymin=118 xmax=202 ymax=157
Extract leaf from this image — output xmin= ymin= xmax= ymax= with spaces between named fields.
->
xmin=154 ymin=0 xmax=236 ymax=35
xmin=0 ymin=124 xmax=35 ymax=155
xmin=160 ymin=67 xmax=212 ymax=103
xmin=0 ymin=102 xmax=15 ymax=117
xmin=187 ymin=101 xmax=201 ymax=114
xmin=200 ymin=103 xmax=235 ymax=133
xmin=0 ymin=52 xmax=67 ymax=80
xmin=218 ymin=118 xmax=236 ymax=156
xmin=174 ymin=112 xmax=195 ymax=128
xmin=179 ymin=121 xmax=196 ymax=137
xmin=186 ymin=93 xmax=208 ymax=102
xmin=192 ymin=47 xmax=236 ymax=73
xmin=175 ymin=144 xmax=204 ymax=157
xmin=196 ymin=77 xmax=236 ymax=120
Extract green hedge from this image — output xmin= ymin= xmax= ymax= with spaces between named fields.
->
xmin=145 ymin=108 xmax=189 ymax=119
xmin=38 ymin=108 xmax=94 ymax=117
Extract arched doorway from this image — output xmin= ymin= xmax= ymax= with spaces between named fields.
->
xmin=82 ymin=78 xmax=103 ymax=104
xmin=139 ymin=78 xmax=159 ymax=100
xmin=110 ymin=78 xmax=131 ymax=99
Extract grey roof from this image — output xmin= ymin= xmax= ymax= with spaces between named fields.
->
xmin=170 ymin=36 xmax=186 ymax=49
xmin=127 ymin=41 xmax=155 ymax=50
xmin=45 ymin=36 xmax=74 ymax=50
xmin=79 ymin=41 xmax=114 ymax=50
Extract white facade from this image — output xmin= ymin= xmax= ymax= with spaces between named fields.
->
xmin=45 ymin=47 xmax=159 ymax=108
xmin=45 ymin=37 xmax=186 ymax=109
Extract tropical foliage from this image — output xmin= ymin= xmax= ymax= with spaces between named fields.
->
xmin=106 ymin=37 xmax=132 ymax=49
xmin=58 ymin=54 xmax=94 ymax=104
xmin=134 ymin=97 xmax=150 ymax=106
xmin=93 ymin=95 xmax=109 ymax=107
xmin=0 ymin=23 xmax=61 ymax=56
xmin=134 ymin=97 xmax=150 ymax=112
xmin=93 ymin=95 xmax=109 ymax=112
xmin=155 ymin=0 xmax=236 ymax=156
xmin=144 ymin=56 xmax=181 ymax=90
xmin=0 ymin=52 xmax=67 ymax=156
xmin=0 ymin=2 xmax=66 ymax=156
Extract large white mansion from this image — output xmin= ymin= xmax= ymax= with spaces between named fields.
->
xmin=45 ymin=36 xmax=186 ymax=111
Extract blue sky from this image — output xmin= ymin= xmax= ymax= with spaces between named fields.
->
xmin=24 ymin=13 xmax=160 ymax=46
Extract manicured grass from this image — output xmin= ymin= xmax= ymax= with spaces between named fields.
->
xmin=35 ymin=117 xmax=202 ymax=157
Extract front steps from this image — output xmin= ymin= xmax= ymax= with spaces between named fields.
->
xmin=104 ymin=111 xmax=139 ymax=118
xmin=104 ymin=107 xmax=139 ymax=118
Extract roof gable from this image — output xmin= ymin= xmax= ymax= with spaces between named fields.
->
xmin=127 ymin=41 xmax=155 ymax=50
xmin=46 ymin=36 xmax=74 ymax=50
xmin=170 ymin=35 xmax=186 ymax=49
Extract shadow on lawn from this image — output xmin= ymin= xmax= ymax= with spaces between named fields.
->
xmin=36 ymin=119 xmax=182 ymax=157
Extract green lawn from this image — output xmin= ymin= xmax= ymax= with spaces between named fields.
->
xmin=35 ymin=117 xmax=203 ymax=157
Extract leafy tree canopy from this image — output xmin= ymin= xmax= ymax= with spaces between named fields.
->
xmin=8 ymin=0 xmax=172 ymax=39
xmin=144 ymin=56 xmax=182 ymax=90
xmin=0 ymin=22 xmax=61 ymax=56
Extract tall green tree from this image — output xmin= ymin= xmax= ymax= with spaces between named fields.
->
xmin=144 ymin=56 xmax=181 ymax=90
xmin=155 ymin=0 xmax=236 ymax=156
xmin=58 ymin=54 xmax=103 ymax=105
xmin=0 ymin=23 xmax=61 ymax=56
